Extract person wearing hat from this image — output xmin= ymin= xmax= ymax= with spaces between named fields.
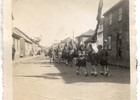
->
xmin=76 ymin=44 xmax=88 ymax=76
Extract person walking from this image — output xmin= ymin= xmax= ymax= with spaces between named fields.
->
xmin=48 ymin=47 xmax=53 ymax=63
xmin=57 ymin=45 xmax=62 ymax=64
xmin=76 ymin=44 xmax=88 ymax=76
xmin=68 ymin=46 xmax=74 ymax=67
xmin=63 ymin=44 xmax=69 ymax=65
xmin=12 ymin=45 xmax=16 ymax=60
xmin=88 ymin=44 xmax=99 ymax=76
xmin=99 ymin=45 xmax=109 ymax=76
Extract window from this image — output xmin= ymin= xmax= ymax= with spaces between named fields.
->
xmin=108 ymin=36 xmax=112 ymax=50
xmin=109 ymin=13 xmax=112 ymax=25
xmin=118 ymin=7 xmax=122 ymax=21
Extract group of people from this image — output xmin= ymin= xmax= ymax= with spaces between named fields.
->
xmin=46 ymin=40 xmax=109 ymax=77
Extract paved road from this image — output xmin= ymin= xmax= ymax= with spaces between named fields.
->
xmin=13 ymin=56 xmax=130 ymax=100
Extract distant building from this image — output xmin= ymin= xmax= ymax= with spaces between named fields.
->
xmin=31 ymin=39 xmax=41 ymax=55
xmin=103 ymin=0 xmax=129 ymax=61
xmin=76 ymin=29 xmax=95 ymax=44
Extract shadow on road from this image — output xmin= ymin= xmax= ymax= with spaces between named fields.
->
xmin=16 ymin=57 xmax=130 ymax=84
xmin=17 ymin=74 xmax=60 ymax=80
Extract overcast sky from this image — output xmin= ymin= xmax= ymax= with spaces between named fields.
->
xmin=12 ymin=0 xmax=121 ymax=47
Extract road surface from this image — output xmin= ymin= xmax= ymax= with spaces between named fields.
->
xmin=13 ymin=56 xmax=130 ymax=100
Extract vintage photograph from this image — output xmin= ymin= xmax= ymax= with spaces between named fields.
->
xmin=11 ymin=0 xmax=134 ymax=100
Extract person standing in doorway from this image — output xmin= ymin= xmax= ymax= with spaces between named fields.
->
xmin=12 ymin=45 xmax=16 ymax=60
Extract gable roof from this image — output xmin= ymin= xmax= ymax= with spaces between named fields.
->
xmin=76 ymin=29 xmax=95 ymax=39
xmin=13 ymin=27 xmax=40 ymax=43
xmin=81 ymin=29 xmax=95 ymax=36
xmin=12 ymin=28 xmax=32 ymax=43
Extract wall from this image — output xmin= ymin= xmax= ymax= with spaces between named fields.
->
xmin=103 ymin=1 xmax=129 ymax=61
xmin=13 ymin=37 xmax=20 ymax=59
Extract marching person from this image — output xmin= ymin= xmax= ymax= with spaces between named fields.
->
xmin=68 ymin=46 xmax=74 ymax=67
xmin=63 ymin=44 xmax=69 ymax=65
xmin=76 ymin=44 xmax=88 ymax=76
xmin=48 ymin=47 xmax=53 ymax=63
xmin=57 ymin=45 xmax=62 ymax=64
xmin=88 ymin=44 xmax=99 ymax=76
xmin=67 ymin=40 xmax=75 ymax=67
xmin=99 ymin=44 xmax=109 ymax=76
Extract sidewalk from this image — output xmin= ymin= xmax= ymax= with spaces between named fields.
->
xmin=13 ymin=55 xmax=40 ymax=64
xmin=108 ymin=58 xmax=130 ymax=68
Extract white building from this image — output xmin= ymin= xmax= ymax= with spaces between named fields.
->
xmin=12 ymin=27 xmax=41 ymax=59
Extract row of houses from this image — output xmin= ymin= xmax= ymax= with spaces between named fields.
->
xmin=12 ymin=27 xmax=42 ymax=60
xmin=48 ymin=0 xmax=129 ymax=63
xmin=76 ymin=0 xmax=129 ymax=61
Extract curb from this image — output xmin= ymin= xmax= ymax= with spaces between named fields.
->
xmin=13 ymin=55 xmax=40 ymax=64
xmin=108 ymin=62 xmax=130 ymax=69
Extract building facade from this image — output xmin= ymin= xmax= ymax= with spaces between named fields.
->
xmin=12 ymin=27 xmax=41 ymax=59
xmin=12 ymin=30 xmax=21 ymax=59
xmin=103 ymin=0 xmax=129 ymax=61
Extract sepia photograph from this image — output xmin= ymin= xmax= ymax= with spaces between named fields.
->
xmin=2 ymin=0 xmax=136 ymax=100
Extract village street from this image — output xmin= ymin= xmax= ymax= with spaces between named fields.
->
xmin=13 ymin=55 xmax=130 ymax=100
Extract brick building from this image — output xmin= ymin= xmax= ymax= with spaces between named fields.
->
xmin=103 ymin=0 xmax=129 ymax=61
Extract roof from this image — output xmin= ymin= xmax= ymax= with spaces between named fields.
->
xmin=12 ymin=29 xmax=22 ymax=39
xmin=12 ymin=28 xmax=32 ymax=43
xmin=81 ymin=29 xmax=95 ymax=36
xmin=76 ymin=29 xmax=95 ymax=38
xmin=103 ymin=0 xmax=126 ymax=16
xmin=13 ymin=27 xmax=39 ymax=43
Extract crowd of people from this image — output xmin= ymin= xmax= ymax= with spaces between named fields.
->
xmin=45 ymin=40 xmax=110 ymax=77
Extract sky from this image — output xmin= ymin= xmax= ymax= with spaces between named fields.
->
xmin=12 ymin=0 xmax=121 ymax=47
